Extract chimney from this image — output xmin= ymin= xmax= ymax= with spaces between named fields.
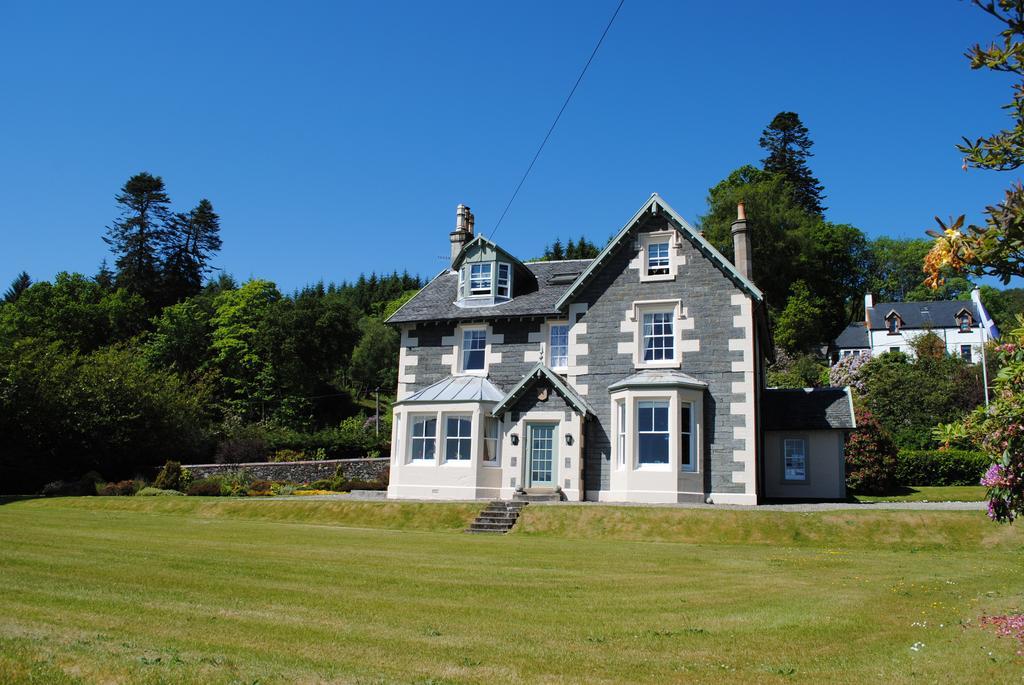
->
xmin=730 ymin=202 xmax=752 ymax=280
xmin=450 ymin=204 xmax=472 ymax=266
xmin=864 ymin=293 xmax=874 ymax=321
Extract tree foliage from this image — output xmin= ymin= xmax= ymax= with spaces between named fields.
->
xmin=3 ymin=271 xmax=31 ymax=303
xmin=760 ymin=111 xmax=826 ymax=215
xmin=540 ymin=236 xmax=600 ymax=261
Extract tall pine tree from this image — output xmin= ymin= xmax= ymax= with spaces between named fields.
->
xmin=103 ymin=172 xmax=172 ymax=305
xmin=759 ymin=112 xmax=826 ymax=215
xmin=162 ymin=198 xmax=223 ymax=302
xmin=3 ymin=271 xmax=31 ymax=303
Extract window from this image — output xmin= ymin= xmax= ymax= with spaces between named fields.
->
xmin=616 ymin=400 xmax=626 ymax=467
xmin=410 ymin=417 xmax=437 ymax=461
xmin=458 ymin=267 xmax=465 ymax=295
xmin=549 ymin=324 xmax=569 ymax=369
xmin=469 ymin=263 xmax=492 ymax=295
xmin=642 ymin=312 xmax=674 ymax=362
xmin=444 ymin=416 xmax=472 ymax=461
xmin=483 ymin=417 xmax=500 ymax=465
xmin=887 ymin=316 xmax=899 ymax=334
xmin=889 ymin=346 xmax=900 ymax=354
xmin=647 ymin=242 xmax=670 ymax=276
xmin=961 ymin=344 xmax=973 ymax=362
xmin=497 ymin=263 xmax=511 ymax=298
xmin=637 ymin=400 xmax=670 ymax=465
xmin=462 ymin=329 xmax=486 ymax=371
xmin=680 ymin=403 xmax=695 ymax=472
xmin=958 ymin=315 xmax=971 ymax=333
xmin=783 ymin=438 xmax=807 ymax=481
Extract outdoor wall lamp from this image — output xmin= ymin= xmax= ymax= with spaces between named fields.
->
xmin=565 ymin=434 xmax=574 ymax=446
xmin=510 ymin=433 xmax=519 ymax=446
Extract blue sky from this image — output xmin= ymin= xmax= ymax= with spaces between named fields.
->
xmin=0 ymin=1 xmax=1019 ymax=292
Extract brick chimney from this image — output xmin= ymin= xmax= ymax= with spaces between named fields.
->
xmin=449 ymin=204 xmax=474 ymax=266
xmin=864 ymin=293 xmax=874 ymax=321
xmin=730 ymin=202 xmax=752 ymax=280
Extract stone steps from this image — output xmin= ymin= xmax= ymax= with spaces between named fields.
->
xmin=466 ymin=500 xmax=528 ymax=534
xmin=513 ymin=487 xmax=562 ymax=503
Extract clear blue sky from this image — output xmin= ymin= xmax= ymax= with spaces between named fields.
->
xmin=0 ymin=1 xmax=1018 ymax=292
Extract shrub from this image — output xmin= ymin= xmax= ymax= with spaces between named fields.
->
xmin=97 ymin=480 xmax=137 ymax=496
xmin=846 ymin=409 xmax=899 ymax=494
xmin=153 ymin=460 xmax=191 ymax=491
xmin=271 ymin=449 xmax=306 ymax=463
xmin=136 ymin=487 xmax=184 ymax=496
xmin=248 ymin=479 xmax=274 ymax=496
xmin=186 ymin=478 xmax=224 ymax=496
xmin=895 ymin=450 xmax=992 ymax=486
xmin=41 ymin=471 xmax=104 ymax=497
xmin=220 ymin=469 xmax=254 ymax=496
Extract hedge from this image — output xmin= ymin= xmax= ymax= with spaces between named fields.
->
xmin=894 ymin=450 xmax=992 ymax=486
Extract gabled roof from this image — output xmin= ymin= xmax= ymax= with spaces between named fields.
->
xmin=865 ymin=300 xmax=980 ymax=331
xmin=394 ymin=375 xmax=505 ymax=405
xmin=385 ymin=260 xmax=592 ymax=324
xmin=608 ymin=369 xmax=708 ymax=391
xmin=451 ymin=234 xmax=528 ymax=272
xmin=491 ymin=364 xmax=593 ymax=418
xmin=762 ymin=387 xmax=856 ymax=431
xmin=554 ymin=193 xmax=764 ymax=311
xmin=834 ymin=322 xmax=869 ymax=349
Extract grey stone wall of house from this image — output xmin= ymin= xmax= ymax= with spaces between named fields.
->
xmin=406 ymin=318 xmax=546 ymax=396
xmin=573 ymin=213 xmax=751 ymax=496
xmin=182 ymin=458 xmax=389 ymax=483
xmin=507 ymin=378 xmax=573 ymax=422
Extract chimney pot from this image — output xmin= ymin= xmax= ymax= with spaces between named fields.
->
xmin=450 ymin=203 xmax=473 ymax=267
xmin=737 ymin=202 xmax=746 ymax=221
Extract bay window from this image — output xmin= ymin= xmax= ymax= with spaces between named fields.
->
xmin=483 ymin=416 xmax=500 ymax=465
xmin=680 ymin=403 xmax=695 ymax=472
xmin=470 ymin=263 xmax=492 ymax=295
xmin=616 ymin=400 xmax=626 ymax=467
xmin=497 ymin=263 xmax=511 ymax=298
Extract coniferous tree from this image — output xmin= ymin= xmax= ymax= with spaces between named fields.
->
xmin=759 ymin=112 xmax=826 ymax=215
xmin=3 ymin=271 xmax=31 ymax=303
xmin=103 ymin=172 xmax=173 ymax=305
xmin=95 ymin=260 xmax=115 ymax=291
xmin=162 ymin=198 xmax=223 ymax=302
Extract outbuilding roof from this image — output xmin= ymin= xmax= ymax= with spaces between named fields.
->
xmin=834 ymin=323 xmax=869 ymax=349
xmin=394 ymin=375 xmax=505 ymax=404
xmin=762 ymin=387 xmax=856 ymax=431
xmin=385 ymin=259 xmax=593 ymax=324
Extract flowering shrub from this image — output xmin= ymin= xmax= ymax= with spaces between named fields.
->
xmin=980 ymin=614 xmax=1024 ymax=656
xmin=829 ymin=353 xmax=870 ymax=393
xmin=845 ymin=408 xmax=899 ymax=494
xmin=962 ymin=316 xmax=1024 ymax=522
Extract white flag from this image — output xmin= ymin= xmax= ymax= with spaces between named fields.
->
xmin=971 ymin=288 xmax=1000 ymax=340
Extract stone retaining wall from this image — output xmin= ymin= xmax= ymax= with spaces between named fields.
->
xmin=182 ymin=458 xmax=389 ymax=484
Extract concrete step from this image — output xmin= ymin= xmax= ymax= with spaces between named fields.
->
xmin=465 ymin=500 xmax=529 ymax=534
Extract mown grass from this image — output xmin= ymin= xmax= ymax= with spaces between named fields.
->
xmin=0 ymin=497 xmax=1022 ymax=684
xmin=854 ymin=485 xmax=988 ymax=503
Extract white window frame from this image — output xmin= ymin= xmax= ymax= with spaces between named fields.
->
xmin=461 ymin=328 xmax=487 ymax=373
xmin=442 ymin=414 xmax=473 ymax=463
xmin=458 ymin=267 xmax=466 ymax=297
xmin=680 ymin=402 xmax=696 ymax=472
xmin=549 ymin=322 xmax=570 ymax=370
xmin=632 ymin=300 xmax=682 ymax=369
xmin=636 ymin=400 xmax=671 ymax=468
xmin=615 ymin=399 xmax=627 ymax=469
xmin=960 ymin=344 xmax=973 ymax=362
xmin=483 ymin=416 xmax=501 ymax=466
xmin=469 ymin=263 xmax=493 ymax=295
xmin=496 ymin=263 xmax=511 ymax=299
xmin=782 ymin=437 xmax=808 ymax=482
xmin=639 ymin=231 xmax=678 ymax=282
xmin=408 ymin=414 xmax=437 ymax=463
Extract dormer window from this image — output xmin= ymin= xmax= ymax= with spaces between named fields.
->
xmin=469 ymin=263 xmax=492 ymax=295
xmin=885 ymin=312 xmax=901 ymax=335
xmin=497 ymin=263 xmax=511 ymax=299
xmin=957 ymin=311 xmax=973 ymax=333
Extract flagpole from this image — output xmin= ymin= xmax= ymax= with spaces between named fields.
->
xmin=980 ymin=319 xmax=990 ymax=409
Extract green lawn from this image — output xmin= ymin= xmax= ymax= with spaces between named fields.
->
xmin=1 ymin=498 xmax=1023 ymax=684
xmin=854 ymin=485 xmax=989 ymax=503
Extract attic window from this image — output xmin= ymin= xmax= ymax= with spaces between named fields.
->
xmin=886 ymin=315 xmax=900 ymax=334
xmin=548 ymin=272 xmax=581 ymax=285
xmin=647 ymin=242 xmax=670 ymax=275
xmin=497 ymin=263 xmax=511 ymax=298
xmin=958 ymin=313 xmax=972 ymax=333
xmin=470 ymin=263 xmax=492 ymax=295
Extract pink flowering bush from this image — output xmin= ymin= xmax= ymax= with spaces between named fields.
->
xmin=964 ymin=316 xmax=1024 ymax=522
xmin=980 ymin=614 xmax=1024 ymax=655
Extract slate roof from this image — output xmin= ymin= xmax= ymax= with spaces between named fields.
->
xmin=866 ymin=300 xmax=978 ymax=331
xmin=607 ymin=369 xmax=708 ymax=390
xmin=394 ymin=375 xmax=505 ymax=404
xmin=834 ymin=323 xmax=869 ymax=349
xmin=762 ymin=388 xmax=856 ymax=431
xmin=492 ymin=364 xmax=594 ymax=417
xmin=386 ymin=259 xmax=593 ymax=324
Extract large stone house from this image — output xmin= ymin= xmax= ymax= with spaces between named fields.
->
xmin=385 ymin=195 xmax=855 ymax=504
